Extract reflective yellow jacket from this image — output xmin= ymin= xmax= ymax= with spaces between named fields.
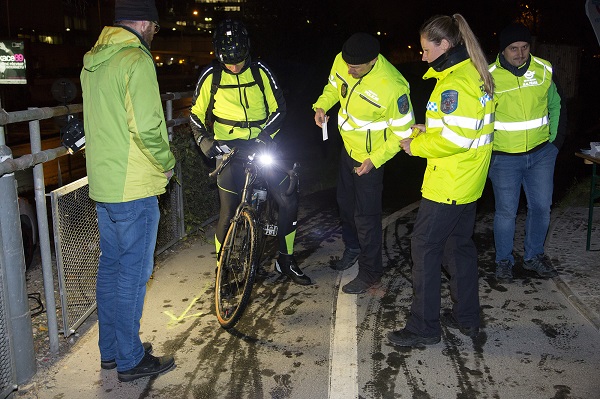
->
xmin=313 ymin=53 xmax=415 ymax=168
xmin=190 ymin=60 xmax=285 ymax=141
xmin=411 ymin=57 xmax=494 ymax=205
xmin=489 ymin=55 xmax=560 ymax=153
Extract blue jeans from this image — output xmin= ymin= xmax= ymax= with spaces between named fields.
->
xmin=96 ymin=197 xmax=160 ymax=371
xmin=488 ymin=143 xmax=558 ymax=264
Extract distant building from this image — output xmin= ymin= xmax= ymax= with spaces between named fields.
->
xmin=0 ymin=0 xmax=255 ymax=107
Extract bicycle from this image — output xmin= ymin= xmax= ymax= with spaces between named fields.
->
xmin=210 ymin=146 xmax=299 ymax=329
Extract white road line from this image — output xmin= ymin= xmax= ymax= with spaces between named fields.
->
xmin=328 ymin=201 xmax=420 ymax=398
xmin=329 ymin=264 xmax=359 ymax=399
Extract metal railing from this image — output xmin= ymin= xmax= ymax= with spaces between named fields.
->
xmin=0 ymin=91 xmax=193 ymax=390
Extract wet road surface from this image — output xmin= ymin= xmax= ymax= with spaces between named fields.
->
xmin=19 ymin=187 xmax=600 ymax=399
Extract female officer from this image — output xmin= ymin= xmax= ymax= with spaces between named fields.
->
xmin=387 ymin=14 xmax=495 ymax=347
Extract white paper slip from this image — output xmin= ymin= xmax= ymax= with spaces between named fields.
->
xmin=322 ymin=121 xmax=328 ymax=141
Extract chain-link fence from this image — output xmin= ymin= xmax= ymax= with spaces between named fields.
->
xmin=49 ymin=168 xmax=188 ymax=336
xmin=50 ymin=178 xmax=100 ymax=336
xmin=157 ymin=163 xmax=185 ymax=254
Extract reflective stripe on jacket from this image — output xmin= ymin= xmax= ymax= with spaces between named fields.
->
xmin=411 ymin=58 xmax=494 ymax=205
xmin=489 ymin=55 xmax=557 ymax=153
xmin=190 ymin=61 xmax=286 ymax=141
xmin=81 ymin=26 xmax=176 ymax=203
xmin=313 ymin=53 xmax=415 ymax=168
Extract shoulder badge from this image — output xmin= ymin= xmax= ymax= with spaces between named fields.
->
xmin=341 ymin=82 xmax=348 ymax=98
xmin=440 ymin=90 xmax=459 ymax=114
xmin=397 ymin=94 xmax=409 ymax=115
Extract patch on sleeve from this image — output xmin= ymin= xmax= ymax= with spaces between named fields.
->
xmin=397 ymin=94 xmax=409 ymax=115
xmin=426 ymin=101 xmax=438 ymax=112
xmin=440 ymin=90 xmax=459 ymax=114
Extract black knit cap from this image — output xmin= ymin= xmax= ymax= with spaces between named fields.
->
xmin=114 ymin=0 xmax=159 ymax=22
xmin=342 ymin=33 xmax=380 ymax=65
xmin=499 ymin=23 xmax=531 ymax=50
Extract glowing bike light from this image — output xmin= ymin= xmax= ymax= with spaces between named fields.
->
xmin=258 ymin=153 xmax=274 ymax=166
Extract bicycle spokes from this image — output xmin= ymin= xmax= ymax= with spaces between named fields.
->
xmin=215 ymin=209 xmax=258 ymax=329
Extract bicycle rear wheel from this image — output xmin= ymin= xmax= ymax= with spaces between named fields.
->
xmin=215 ymin=208 xmax=258 ymax=329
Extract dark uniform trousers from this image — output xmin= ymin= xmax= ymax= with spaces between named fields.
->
xmin=406 ymin=198 xmax=480 ymax=337
xmin=336 ymin=148 xmax=384 ymax=284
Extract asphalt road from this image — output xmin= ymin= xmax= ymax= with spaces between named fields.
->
xmin=18 ymin=186 xmax=600 ymax=399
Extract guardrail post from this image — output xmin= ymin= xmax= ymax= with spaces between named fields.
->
xmin=0 ymin=143 xmax=36 ymax=384
xmin=28 ymin=112 xmax=59 ymax=354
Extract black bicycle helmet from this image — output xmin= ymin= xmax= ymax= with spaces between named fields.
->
xmin=213 ymin=19 xmax=250 ymax=64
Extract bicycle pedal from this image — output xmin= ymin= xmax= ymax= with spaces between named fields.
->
xmin=263 ymin=224 xmax=278 ymax=236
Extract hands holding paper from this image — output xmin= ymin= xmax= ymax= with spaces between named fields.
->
xmin=314 ymin=108 xmax=329 ymax=141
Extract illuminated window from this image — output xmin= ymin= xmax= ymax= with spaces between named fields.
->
xmin=39 ymin=35 xmax=56 ymax=44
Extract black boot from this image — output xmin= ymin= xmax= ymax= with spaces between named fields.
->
xmin=275 ymin=253 xmax=312 ymax=285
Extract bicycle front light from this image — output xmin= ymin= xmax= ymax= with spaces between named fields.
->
xmin=258 ymin=153 xmax=274 ymax=166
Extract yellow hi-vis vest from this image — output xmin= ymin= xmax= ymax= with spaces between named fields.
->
xmin=411 ymin=58 xmax=494 ymax=205
xmin=489 ymin=55 xmax=554 ymax=153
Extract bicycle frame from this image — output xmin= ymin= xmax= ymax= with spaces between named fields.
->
xmin=212 ymin=147 xmax=298 ymax=328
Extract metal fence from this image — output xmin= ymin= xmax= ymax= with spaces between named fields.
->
xmin=157 ymin=163 xmax=185 ymax=254
xmin=50 ymin=178 xmax=100 ymax=337
xmin=0 ymin=91 xmax=193 ymax=389
xmin=50 ymin=168 xmax=184 ymax=337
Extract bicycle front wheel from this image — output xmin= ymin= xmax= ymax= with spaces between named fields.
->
xmin=215 ymin=208 xmax=258 ymax=329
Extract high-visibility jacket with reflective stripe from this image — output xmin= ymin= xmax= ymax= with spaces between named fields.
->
xmin=411 ymin=58 xmax=494 ymax=205
xmin=489 ymin=55 xmax=559 ymax=153
xmin=190 ymin=61 xmax=286 ymax=141
xmin=313 ymin=53 xmax=415 ymax=168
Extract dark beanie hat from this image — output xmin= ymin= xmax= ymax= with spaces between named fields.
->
xmin=342 ymin=33 xmax=380 ymax=65
xmin=115 ymin=0 xmax=159 ymax=22
xmin=499 ymin=23 xmax=531 ymax=50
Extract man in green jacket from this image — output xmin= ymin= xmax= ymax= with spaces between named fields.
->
xmin=313 ymin=33 xmax=415 ymax=294
xmin=489 ymin=23 xmax=565 ymax=283
xmin=81 ymin=0 xmax=175 ymax=382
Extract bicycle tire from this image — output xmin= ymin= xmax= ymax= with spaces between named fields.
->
xmin=215 ymin=207 xmax=258 ymax=329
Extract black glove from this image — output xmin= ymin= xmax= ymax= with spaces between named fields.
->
xmin=198 ymin=136 xmax=223 ymax=159
xmin=255 ymin=132 xmax=277 ymax=152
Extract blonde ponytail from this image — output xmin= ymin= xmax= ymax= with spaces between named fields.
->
xmin=420 ymin=14 xmax=494 ymax=96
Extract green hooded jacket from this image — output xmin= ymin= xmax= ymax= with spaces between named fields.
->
xmin=81 ymin=26 xmax=175 ymax=203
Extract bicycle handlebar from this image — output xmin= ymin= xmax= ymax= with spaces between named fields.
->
xmin=208 ymin=148 xmax=237 ymax=179
xmin=208 ymin=148 xmax=299 ymax=196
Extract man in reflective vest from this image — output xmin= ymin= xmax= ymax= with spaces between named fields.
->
xmin=313 ymin=33 xmax=415 ymax=294
xmin=488 ymin=23 xmax=566 ymax=283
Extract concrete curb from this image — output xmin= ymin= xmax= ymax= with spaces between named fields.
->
xmin=547 ymin=203 xmax=600 ymax=332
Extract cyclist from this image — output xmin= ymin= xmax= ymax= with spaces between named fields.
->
xmin=190 ymin=19 xmax=312 ymax=285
